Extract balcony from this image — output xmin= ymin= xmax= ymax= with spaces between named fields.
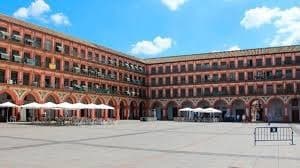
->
xmin=11 ymin=34 xmax=22 ymax=42
xmin=0 ymin=52 xmax=9 ymax=60
xmin=24 ymin=58 xmax=35 ymax=66
xmin=73 ymin=67 xmax=80 ymax=73
xmin=12 ymin=55 xmax=21 ymax=63
xmin=0 ymin=31 xmax=9 ymax=39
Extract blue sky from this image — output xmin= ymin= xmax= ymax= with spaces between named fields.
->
xmin=1 ymin=0 xmax=300 ymax=58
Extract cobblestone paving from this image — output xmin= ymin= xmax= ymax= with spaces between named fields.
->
xmin=0 ymin=121 xmax=299 ymax=168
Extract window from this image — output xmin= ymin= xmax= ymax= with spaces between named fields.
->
xmin=180 ymin=76 xmax=186 ymax=84
xmin=35 ymin=55 xmax=41 ymax=66
xmin=165 ymin=77 xmax=170 ymax=85
xmin=158 ymin=89 xmax=163 ymax=98
xmin=64 ymin=45 xmax=70 ymax=55
xmin=204 ymin=88 xmax=210 ymax=96
xmin=248 ymin=86 xmax=254 ymax=95
xmin=188 ymin=64 xmax=194 ymax=71
xmin=80 ymin=49 xmax=85 ymax=58
xmin=257 ymin=85 xmax=264 ymax=94
xmin=151 ymin=78 xmax=156 ymax=86
xmin=275 ymin=57 xmax=282 ymax=65
xmin=229 ymin=86 xmax=235 ymax=95
xmin=221 ymin=87 xmax=227 ymax=95
xmin=247 ymin=59 xmax=253 ymax=67
xmin=196 ymin=88 xmax=202 ymax=96
xmin=247 ymin=72 xmax=253 ymax=80
xmin=296 ymin=56 xmax=300 ymax=64
xmin=45 ymin=57 xmax=51 ymax=68
xmin=196 ymin=75 xmax=201 ymax=83
xmin=180 ymin=89 xmax=186 ymax=97
xmin=212 ymin=87 xmax=218 ymax=95
xmin=44 ymin=40 xmax=52 ymax=51
xmin=166 ymin=89 xmax=171 ymax=98
xmin=196 ymin=64 xmax=201 ymax=71
xmin=157 ymin=66 xmax=163 ymax=73
xmin=188 ymin=88 xmax=194 ymax=97
xmin=265 ymin=58 xmax=272 ymax=66
xmin=229 ymin=72 xmax=235 ymax=81
xmin=220 ymin=62 xmax=227 ymax=69
xmin=173 ymin=65 xmax=178 ymax=73
xmin=72 ymin=48 xmax=78 ymax=56
xmin=188 ymin=76 xmax=193 ymax=84
xmin=267 ymin=85 xmax=273 ymax=94
xmin=165 ymin=66 xmax=171 ymax=73
xmin=286 ymin=83 xmax=294 ymax=93
xmin=151 ymin=90 xmax=156 ymax=99
xmin=238 ymin=72 xmax=245 ymax=81
xmin=238 ymin=60 xmax=244 ymax=68
xmin=158 ymin=78 xmax=163 ymax=85
xmin=151 ymin=67 xmax=156 ymax=74
xmin=286 ymin=69 xmax=293 ymax=79
xmin=229 ymin=61 xmax=235 ymax=68
xmin=296 ymin=69 xmax=300 ymax=79
xmin=220 ymin=74 xmax=226 ymax=81
xmin=23 ymin=73 xmax=30 ymax=85
xmin=239 ymin=86 xmax=245 ymax=95
xmin=88 ymin=52 xmax=93 ymax=60
xmin=24 ymin=34 xmax=33 ymax=46
xmin=173 ymin=76 xmax=178 ymax=85
xmin=275 ymin=70 xmax=282 ymax=79
xmin=212 ymin=62 xmax=218 ymax=69
xmin=11 ymin=71 xmax=18 ymax=84
xmin=34 ymin=37 xmax=42 ymax=48
xmin=277 ymin=84 xmax=284 ymax=94
xmin=180 ymin=65 xmax=186 ymax=72
xmin=0 ymin=69 xmax=5 ymax=83
xmin=256 ymin=59 xmax=262 ymax=67
xmin=173 ymin=89 xmax=178 ymax=97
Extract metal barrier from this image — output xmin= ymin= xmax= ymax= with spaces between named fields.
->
xmin=254 ymin=127 xmax=294 ymax=145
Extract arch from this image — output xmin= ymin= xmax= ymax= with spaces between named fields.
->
xmin=214 ymin=99 xmax=228 ymax=119
xmin=231 ymin=99 xmax=246 ymax=121
xmin=21 ymin=91 xmax=42 ymax=103
xmin=129 ymin=101 xmax=138 ymax=120
xmin=23 ymin=93 xmax=40 ymax=121
xmin=151 ymin=101 xmax=163 ymax=120
xmin=94 ymin=97 xmax=105 ymax=104
xmin=181 ymin=100 xmax=193 ymax=108
xmin=108 ymin=98 xmax=117 ymax=118
xmin=288 ymin=98 xmax=300 ymax=122
xmin=44 ymin=93 xmax=60 ymax=103
xmin=44 ymin=93 xmax=60 ymax=120
xmin=0 ymin=90 xmax=17 ymax=122
xmin=119 ymin=99 xmax=128 ymax=120
xmin=166 ymin=101 xmax=179 ymax=120
xmin=139 ymin=101 xmax=146 ymax=118
xmin=0 ymin=89 xmax=17 ymax=103
xmin=249 ymin=98 xmax=264 ymax=122
xmin=63 ymin=94 xmax=77 ymax=103
xmin=80 ymin=95 xmax=91 ymax=104
xmin=268 ymin=98 xmax=285 ymax=122
xmin=197 ymin=100 xmax=210 ymax=108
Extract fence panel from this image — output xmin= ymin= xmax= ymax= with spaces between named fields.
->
xmin=254 ymin=127 xmax=294 ymax=145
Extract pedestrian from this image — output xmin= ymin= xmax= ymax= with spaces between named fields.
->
xmin=242 ymin=114 xmax=246 ymax=123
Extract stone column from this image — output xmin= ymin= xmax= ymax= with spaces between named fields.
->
xmin=284 ymin=104 xmax=289 ymax=122
xmin=245 ymin=104 xmax=250 ymax=122
xmin=115 ymin=106 xmax=120 ymax=120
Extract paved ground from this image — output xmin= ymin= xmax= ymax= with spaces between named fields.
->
xmin=0 ymin=121 xmax=299 ymax=168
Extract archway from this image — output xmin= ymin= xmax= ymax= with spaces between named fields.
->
xmin=64 ymin=96 xmax=75 ymax=117
xmin=129 ymin=101 xmax=138 ymax=120
xmin=231 ymin=99 xmax=245 ymax=121
xmin=249 ymin=99 xmax=264 ymax=122
xmin=268 ymin=98 xmax=284 ymax=122
xmin=181 ymin=100 xmax=193 ymax=108
xmin=119 ymin=100 xmax=127 ymax=120
xmin=108 ymin=99 xmax=116 ymax=118
xmin=139 ymin=101 xmax=146 ymax=118
xmin=0 ymin=92 xmax=16 ymax=122
xmin=214 ymin=99 xmax=227 ymax=120
xmin=80 ymin=97 xmax=90 ymax=118
xmin=166 ymin=101 xmax=178 ymax=120
xmin=289 ymin=98 xmax=300 ymax=122
xmin=197 ymin=100 xmax=210 ymax=108
xmin=23 ymin=94 xmax=38 ymax=121
xmin=152 ymin=101 xmax=163 ymax=120
xmin=44 ymin=94 xmax=59 ymax=120
xmin=95 ymin=98 xmax=104 ymax=118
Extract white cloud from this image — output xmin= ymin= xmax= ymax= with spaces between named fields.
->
xmin=131 ymin=36 xmax=173 ymax=55
xmin=241 ymin=6 xmax=300 ymax=46
xmin=13 ymin=0 xmax=50 ymax=20
xmin=50 ymin=13 xmax=70 ymax=26
xmin=13 ymin=0 xmax=70 ymax=26
xmin=227 ymin=45 xmax=241 ymax=51
xmin=161 ymin=0 xmax=187 ymax=11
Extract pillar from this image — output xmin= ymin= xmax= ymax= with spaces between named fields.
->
xmin=91 ymin=109 xmax=95 ymax=119
xmin=115 ymin=106 xmax=120 ymax=120
xmin=245 ymin=104 xmax=250 ymax=121
xmin=284 ymin=104 xmax=289 ymax=122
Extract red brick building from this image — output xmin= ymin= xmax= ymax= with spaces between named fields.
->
xmin=0 ymin=14 xmax=299 ymax=122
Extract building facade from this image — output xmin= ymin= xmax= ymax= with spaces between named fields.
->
xmin=0 ymin=14 xmax=299 ymax=122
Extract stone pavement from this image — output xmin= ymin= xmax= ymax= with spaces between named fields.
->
xmin=0 ymin=121 xmax=299 ymax=168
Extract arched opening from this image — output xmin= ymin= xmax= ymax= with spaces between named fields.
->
xmin=0 ymin=92 xmax=16 ymax=122
xmin=166 ymin=101 xmax=178 ymax=120
xmin=108 ymin=99 xmax=116 ymax=118
xmin=197 ymin=100 xmax=210 ymax=108
xmin=152 ymin=102 xmax=163 ymax=120
xmin=268 ymin=98 xmax=284 ymax=122
xmin=214 ymin=100 xmax=227 ymax=120
xmin=139 ymin=101 xmax=146 ymax=118
xmin=64 ymin=97 xmax=75 ymax=117
xmin=181 ymin=100 xmax=193 ymax=108
xmin=44 ymin=95 xmax=59 ymax=120
xmin=119 ymin=101 xmax=127 ymax=120
xmin=250 ymin=99 xmax=264 ymax=122
xmin=23 ymin=94 xmax=38 ymax=121
xmin=95 ymin=98 xmax=103 ymax=118
xmin=289 ymin=98 xmax=300 ymax=122
xmin=231 ymin=99 xmax=245 ymax=122
xmin=129 ymin=101 xmax=138 ymax=120
xmin=80 ymin=98 xmax=90 ymax=118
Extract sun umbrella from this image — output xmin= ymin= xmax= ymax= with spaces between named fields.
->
xmin=98 ymin=104 xmax=114 ymax=110
xmin=192 ymin=107 xmax=205 ymax=113
xmin=0 ymin=102 xmax=18 ymax=122
xmin=42 ymin=102 xmax=58 ymax=109
xmin=21 ymin=102 xmax=42 ymax=109
xmin=204 ymin=107 xmax=222 ymax=113
xmin=178 ymin=107 xmax=193 ymax=112
xmin=56 ymin=102 xmax=80 ymax=110
xmin=72 ymin=103 xmax=89 ymax=109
